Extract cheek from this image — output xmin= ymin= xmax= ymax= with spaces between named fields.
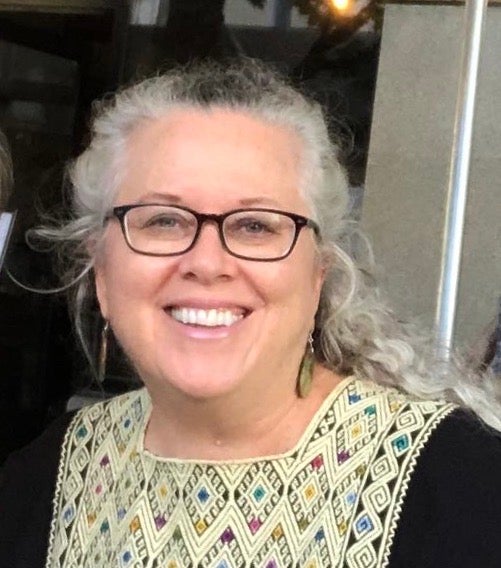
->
xmin=298 ymin=259 xmax=324 ymax=325
xmin=256 ymin=256 xmax=322 ymax=325
xmin=95 ymin=242 xmax=174 ymax=321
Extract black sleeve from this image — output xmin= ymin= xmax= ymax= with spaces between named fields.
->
xmin=0 ymin=412 xmax=75 ymax=568
xmin=389 ymin=409 xmax=501 ymax=568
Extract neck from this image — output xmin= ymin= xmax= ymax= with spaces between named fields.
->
xmin=143 ymin=364 xmax=342 ymax=460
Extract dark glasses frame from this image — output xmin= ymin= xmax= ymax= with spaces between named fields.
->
xmin=106 ymin=203 xmax=321 ymax=262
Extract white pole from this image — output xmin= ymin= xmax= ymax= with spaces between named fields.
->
xmin=434 ymin=0 xmax=488 ymax=361
xmin=266 ymin=0 xmax=292 ymax=29
xmin=130 ymin=0 xmax=161 ymax=25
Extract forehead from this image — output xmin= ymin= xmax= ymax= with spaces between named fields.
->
xmin=117 ymin=108 xmax=309 ymax=212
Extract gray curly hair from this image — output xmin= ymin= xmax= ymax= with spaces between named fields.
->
xmin=35 ymin=59 xmax=501 ymax=430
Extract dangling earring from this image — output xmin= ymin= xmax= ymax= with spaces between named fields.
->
xmin=98 ymin=320 xmax=109 ymax=384
xmin=297 ymin=331 xmax=315 ymax=398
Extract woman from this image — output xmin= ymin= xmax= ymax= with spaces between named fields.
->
xmin=2 ymin=60 xmax=501 ymax=568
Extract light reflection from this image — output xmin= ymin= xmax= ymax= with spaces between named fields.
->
xmin=331 ymin=0 xmax=351 ymax=13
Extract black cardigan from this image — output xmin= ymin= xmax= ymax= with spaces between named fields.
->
xmin=2 ymin=409 xmax=501 ymax=568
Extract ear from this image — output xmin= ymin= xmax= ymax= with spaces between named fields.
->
xmin=93 ymin=256 xmax=109 ymax=320
xmin=313 ymin=252 xmax=328 ymax=305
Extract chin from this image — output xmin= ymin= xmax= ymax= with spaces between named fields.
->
xmin=150 ymin=357 xmax=246 ymax=401
xmin=167 ymin=374 xmax=242 ymax=401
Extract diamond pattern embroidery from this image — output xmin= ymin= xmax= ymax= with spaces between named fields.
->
xmin=183 ymin=465 xmax=229 ymax=536
xmin=235 ymin=461 xmax=283 ymax=531
xmin=289 ymin=458 xmax=330 ymax=533
xmin=146 ymin=466 xmax=180 ymax=530
xmin=47 ymin=381 xmax=455 ymax=568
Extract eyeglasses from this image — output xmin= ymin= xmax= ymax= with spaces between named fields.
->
xmin=106 ymin=204 xmax=320 ymax=261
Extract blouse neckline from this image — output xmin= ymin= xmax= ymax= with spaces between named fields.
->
xmin=136 ymin=374 xmax=355 ymax=466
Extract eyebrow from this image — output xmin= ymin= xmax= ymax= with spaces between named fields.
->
xmin=135 ymin=192 xmax=282 ymax=208
xmin=237 ymin=196 xmax=282 ymax=207
xmin=136 ymin=192 xmax=182 ymax=204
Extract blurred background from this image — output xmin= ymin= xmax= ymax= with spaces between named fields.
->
xmin=0 ymin=0 xmax=499 ymax=461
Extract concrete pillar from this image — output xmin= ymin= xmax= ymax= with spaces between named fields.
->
xmin=362 ymin=4 xmax=501 ymax=346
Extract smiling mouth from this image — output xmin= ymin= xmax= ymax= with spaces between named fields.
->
xmin=169 ymin=307 xmax=247 ymax=327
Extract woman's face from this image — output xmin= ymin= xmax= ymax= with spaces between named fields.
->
xmin=95 ymin=108 xmax=325 ymax=400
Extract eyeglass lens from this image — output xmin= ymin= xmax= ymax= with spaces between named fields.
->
xmin=123 ymin=205 xmax=298 ymax=259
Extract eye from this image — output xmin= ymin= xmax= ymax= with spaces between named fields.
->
xmin=229 ymin=216 xmax=279 ymax=236
xmin=238 ymin=219 xmax=274 ymax=234
xmin=128 ymin=207 xmax=195 ymax=236
xmin=144 ymin=214 xmax=180 ymax=229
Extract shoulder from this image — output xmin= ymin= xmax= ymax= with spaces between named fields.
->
xmin=66 ymin=388 xmax=147 ymax=441
xmin=0 ymin=411 xmax=76 ymax=567
xmin=0 ymin=410 xmax=76 ymax=498
xmin=399 ymin=408 xmax=501 ymax=504
xmin=389 ymin=409 xmax=501 ymax=567
xmin=0 ymin=389 xmax=146 ymax=567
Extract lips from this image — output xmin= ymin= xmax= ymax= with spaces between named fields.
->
xmin=169 ymin=306 xmax=247 ymax=327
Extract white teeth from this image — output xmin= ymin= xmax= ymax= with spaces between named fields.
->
xmin=207 ymin=309 xmax=217 ymax=326
xmin=170 ymin=307 xmax=244 ymax=327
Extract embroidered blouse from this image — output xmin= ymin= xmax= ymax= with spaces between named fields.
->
xmin=2 ymin=377 xmax=501 ymax=568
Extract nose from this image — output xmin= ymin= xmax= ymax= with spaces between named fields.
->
xmin=177 ymin=221 xmax=236 ymax=283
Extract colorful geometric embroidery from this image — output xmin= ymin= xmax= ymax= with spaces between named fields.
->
xmin=45 ymin=378 xmax=454 ymax=567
